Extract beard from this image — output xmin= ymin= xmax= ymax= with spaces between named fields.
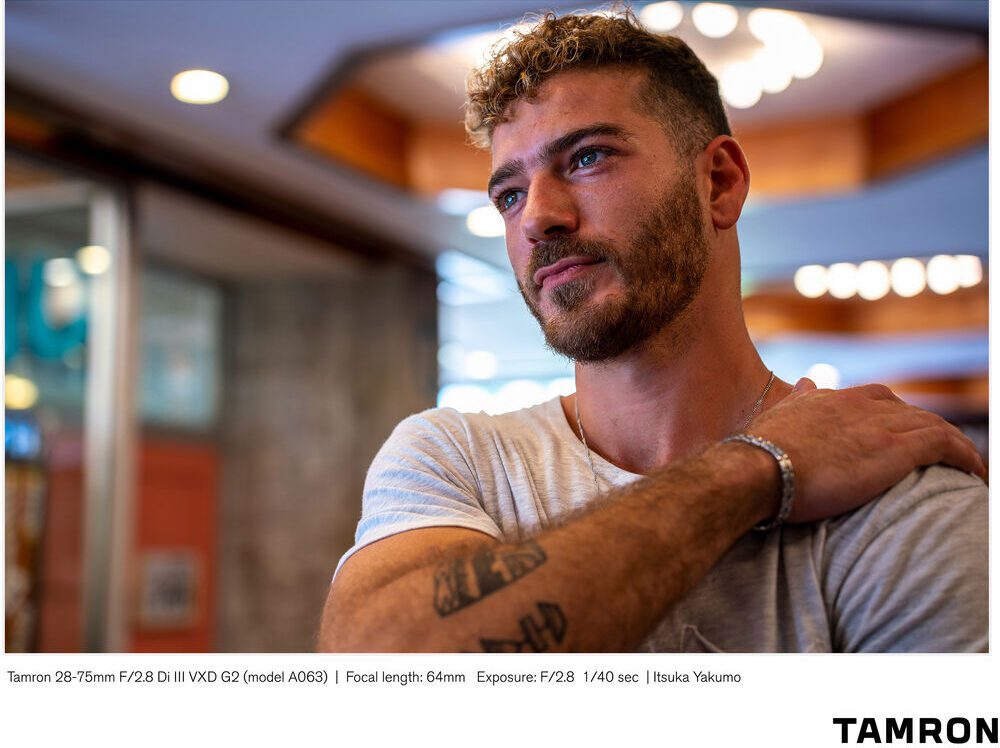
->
xmin=517 ymin=170 xmax=710 ymax=362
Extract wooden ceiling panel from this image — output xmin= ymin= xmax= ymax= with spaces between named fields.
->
xmin=408 ymin=123 xmax=491 ymax=196
xmin=293 ymin=85 xmax=411 ymax=189
xmin=868 ymin=57 xmax=988 ymax=180
xmin=736 ymin=115 xmax=868 ymax=197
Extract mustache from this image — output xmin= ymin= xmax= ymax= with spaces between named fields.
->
xmin=527 ymin=236 xmax=614 ymax=287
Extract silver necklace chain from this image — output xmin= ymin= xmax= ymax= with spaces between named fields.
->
xmin=575 ymin=396 xmax=602 ymax=499
xmin=741 ymin=370 xmax=775 ymax=432
xmin=574 ymin=370 xmax=775 ymax=499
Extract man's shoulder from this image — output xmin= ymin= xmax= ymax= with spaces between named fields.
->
xmin=389 ymin=398 xmax=564 ymax=451
xmin=885 ymin=462 xmax=984 ymax=498
xmin=821 ymin=463 xmax=987 ymax=567
xmin=832 ymin=464 xmax=985 ymax=534
xmin=818 ymin=464 xmax=987 ymax=652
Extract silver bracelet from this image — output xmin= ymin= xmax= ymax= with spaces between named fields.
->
xmin=721 ymin=433 xmax=796 ymax=531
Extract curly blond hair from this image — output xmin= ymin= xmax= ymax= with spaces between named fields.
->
xmin=465 ymin=10 xmax=730 ymax=156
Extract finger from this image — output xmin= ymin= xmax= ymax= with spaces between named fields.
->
xmin=878 ymin=408 xmax=953 ymax=434
xmin=791 ymin=377 xmax=816 ymax=394
xmin=945 ymin=427 xmax=988 ymax=480
xmin=901 ymin=425 xmax=986 ymax=479
xmin=855 ymin=383 xmax=901 ymax=401
xmin=883 ymin=411 xmax=981 ymax=467
xmin=943 ymin=428 xmax=987 ymax=480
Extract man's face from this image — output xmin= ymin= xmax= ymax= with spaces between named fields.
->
xmin=489 ymin=69 xmax=710 ymax=362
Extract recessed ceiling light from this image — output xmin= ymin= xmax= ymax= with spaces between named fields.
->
xmin=926 ymin=254 xmax=961 ymax=295
xmin=750 ymin=48 xmax=793 ymax=95
xmin=640 ymin=2 xmax=684 ymax=33
xmin=692 ymin=3 xmax=739 ymax=39
xmin=793 ymin=264 xmax=827 ymax=298
xmin=955 ymin=255 xmax=983 ymax=287
xmin=719 ymin=62 xmax=762 ymax=109
xmin=747 ymin=8 xmax=809 ymax=44
xmin=171 ymin=69 xmax=229 ymax=104
xmin=856 ymin=261 xmax=890 ymax=301
xmin=783 ymin=34 xmax=824 ymax=80
xmin=890 ymin=258 xmax=926 ymax=298
xmin=827 ymin=262 xmax=858 ymax=299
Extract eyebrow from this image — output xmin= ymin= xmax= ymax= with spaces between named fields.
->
xmin=487 ymin=123 xmax=634 ymax=199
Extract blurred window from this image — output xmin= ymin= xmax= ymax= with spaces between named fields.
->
xmin=138 ymin=267 xmax=222 ymax=431
xmin=436 ymin=250 xmax=573 ymax=414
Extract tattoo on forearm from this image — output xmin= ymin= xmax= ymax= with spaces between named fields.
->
xmin=433 ymin=540 xmax=547 ymax=617
xmin=480 ymin=602 xmax=567 ymax=653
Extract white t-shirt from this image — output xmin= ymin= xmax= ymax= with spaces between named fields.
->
xmin=339 ymin=397 xmax=988 ymax=652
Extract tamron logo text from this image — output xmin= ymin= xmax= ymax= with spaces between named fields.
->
xmin=833 ymin=717 xmax=998 ymax=744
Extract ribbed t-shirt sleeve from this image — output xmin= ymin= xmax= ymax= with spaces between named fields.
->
xmin=334 ymin=409 xmax=503 ymax=577
xmin=824 ymin=465 xmax=988 ymax=652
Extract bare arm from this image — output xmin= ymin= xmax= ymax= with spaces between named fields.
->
xmin=319 ymin=382 xmax=985 ymax=652
xmin=323 ymin=441 xmax=776 ymax=652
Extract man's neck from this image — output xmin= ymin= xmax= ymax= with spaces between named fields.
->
xmin=564 ymin=304 xmax=790 ymax=475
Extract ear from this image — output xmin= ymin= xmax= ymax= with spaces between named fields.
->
xmin=703 ymin=135 xmax=750 ymax=231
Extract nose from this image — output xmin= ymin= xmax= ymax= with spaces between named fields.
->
xmin=520 ymin=174 xmax=578 ymax=243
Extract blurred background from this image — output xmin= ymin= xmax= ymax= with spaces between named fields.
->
xmin=4 ymin=0 xmax=987 ymax=652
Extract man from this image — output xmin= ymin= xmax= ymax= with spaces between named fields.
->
xmin=319 ymin=12 xmax=987 ymax=652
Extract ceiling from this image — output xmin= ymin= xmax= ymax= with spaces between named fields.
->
xmin=356 ymin=9 xmax=981 ymax=127
xmin=4 ymin=0 xmax=989 ymax=273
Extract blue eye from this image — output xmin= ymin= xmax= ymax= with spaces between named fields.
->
xmin=575 ymin=148 xmax=607 ymax=168
xmin=497 ymin=191 xmax=521 ymax=212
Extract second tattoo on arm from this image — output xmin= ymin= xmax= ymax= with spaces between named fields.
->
xmin=480 ymin=602 xmax=567 ymax=652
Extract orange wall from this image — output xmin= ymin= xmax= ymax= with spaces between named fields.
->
xmin=129 ymin=439 xmax=220 ymax=653
xmin=36 ymin=430 xmax=85 ymax=652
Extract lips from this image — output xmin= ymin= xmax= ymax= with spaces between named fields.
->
xmin=533 ymin=256 xmax=602 ymax=288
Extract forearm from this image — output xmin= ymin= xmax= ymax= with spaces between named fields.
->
xmin=322 ymin=442 xmax=777 ymax=652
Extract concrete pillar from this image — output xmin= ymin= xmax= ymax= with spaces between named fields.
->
xmin=217 ymin=263 xmax=437 ymax=651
